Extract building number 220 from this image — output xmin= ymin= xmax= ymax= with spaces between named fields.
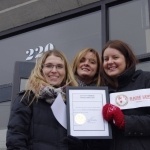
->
xmin=25 ymin=43 xmax=54 ymax=61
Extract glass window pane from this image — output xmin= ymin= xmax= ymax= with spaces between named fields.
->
xmin=109 ymin=0 xmax=150 ymax=55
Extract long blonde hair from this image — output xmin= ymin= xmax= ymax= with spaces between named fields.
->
xmin=24 ymin=49 xmax=78 ymax=101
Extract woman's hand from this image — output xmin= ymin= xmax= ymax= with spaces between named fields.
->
xmin=102 ymin=104 xmax=125 ymax=129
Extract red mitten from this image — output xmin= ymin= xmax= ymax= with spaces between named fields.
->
xmin=102 ymin=104 xmax=125 ymax=129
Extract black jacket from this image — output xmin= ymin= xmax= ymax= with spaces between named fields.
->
xmin=6 ymin=92 xmax=83 ymax=150
xmin=108 ymin=68 xmax=150 ymax=150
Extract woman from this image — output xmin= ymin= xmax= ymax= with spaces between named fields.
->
xmin=101 ymin=40 xmax=150 ymax=150
xmin=6 ymin=50 xmax=79 ymax=150
xmin=72 ymin=48 xmax=101 ymax=86
xmin=72 ymin=48 xmax=110 ymax=150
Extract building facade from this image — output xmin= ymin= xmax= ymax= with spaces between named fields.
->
xmin=0 ymin=0 xmax=150 ymax=149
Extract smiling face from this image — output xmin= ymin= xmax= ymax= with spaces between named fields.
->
xmin=42 ymin=55 xmax=66 ymax=87
xmin=77 ymin=51 xmax=98 ymax=82
xmin=103 ymin=47 xmax=126 ymax=78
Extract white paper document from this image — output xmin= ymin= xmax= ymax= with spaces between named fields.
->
xmin=72 ymin=93 xmax=104 ymax=131
xmin=51 ymin=93 xmax=67 ymax=129
xmin=67 ymin=88 xmax=110 ymax=138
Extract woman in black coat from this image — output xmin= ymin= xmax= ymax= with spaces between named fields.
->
xmin=101 ymin=40 xmax=150 ymax=150
xmin=6 ymin=50 xmax=80 ymax=150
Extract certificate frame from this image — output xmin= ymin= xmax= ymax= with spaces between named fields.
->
xmin=66 ymin=86 xmax=112 ymax=139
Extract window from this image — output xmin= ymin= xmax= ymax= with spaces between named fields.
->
xmin=109 ymin=0 xmax=150 ymax=55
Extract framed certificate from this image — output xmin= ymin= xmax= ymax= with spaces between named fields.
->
xmin=66 ymin=86 xmax=112 ymax=139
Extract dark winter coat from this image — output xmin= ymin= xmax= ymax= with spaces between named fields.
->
xmin=108 ymin=68 xmax=150 ymax=150
xmin=6 ymin=91 xmax=83 ymax=150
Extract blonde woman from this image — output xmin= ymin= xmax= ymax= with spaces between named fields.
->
xmin=6 ymin=50 xmax=79 ymax=150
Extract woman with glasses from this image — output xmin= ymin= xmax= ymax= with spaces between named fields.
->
xmin=6 ymin=49 xmax=80 ymax=150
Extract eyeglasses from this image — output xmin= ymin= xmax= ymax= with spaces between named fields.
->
xmin=43 ymin=63 xmax=64 ymax=70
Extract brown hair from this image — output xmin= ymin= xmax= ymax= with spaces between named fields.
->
xmin=101 ymin=40 xmax=138 ymax=88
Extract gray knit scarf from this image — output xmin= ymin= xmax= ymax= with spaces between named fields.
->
xmin=39 ymin=86 xmax=65 ymax=104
